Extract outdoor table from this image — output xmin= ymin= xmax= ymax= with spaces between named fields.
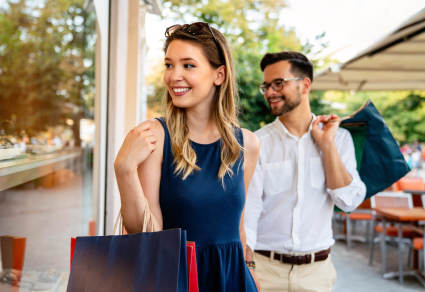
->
xmin=375 ymin=207 xmax=425 ymax=286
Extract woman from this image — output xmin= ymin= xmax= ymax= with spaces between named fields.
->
xmin=114 ymin=22 xmax=260 ymax=291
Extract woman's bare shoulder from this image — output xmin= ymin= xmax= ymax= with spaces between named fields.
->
xmin=241 ymin=128 xmax=260 ymax=153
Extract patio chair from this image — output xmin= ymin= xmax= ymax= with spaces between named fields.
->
xmin=397 ymin=177 xmax=425 ymax=191
xmin=397 ymin=177 xmax=425 ymax=207
xmin=368 ymin=191 xmax=420 ymax=266
xmin=410 ymin=195 xmax=425 ymax=273
xmin=334 ymin=199 xmax=373 ymax=248
xmin=412 ymin=237 xmax=425 ymax=272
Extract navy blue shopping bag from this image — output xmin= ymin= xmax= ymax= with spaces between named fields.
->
xmin=340 ymin=100 xmax=410 ymax=199
xmin=67 ymin=228 xmax=188 ymax=292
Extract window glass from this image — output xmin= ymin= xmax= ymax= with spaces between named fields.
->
xmin=0 ymin=0 xmax=97 ymax=290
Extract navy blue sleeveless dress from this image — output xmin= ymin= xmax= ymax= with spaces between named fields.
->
xmin=157 ymin=118 xmax=257 ymax=292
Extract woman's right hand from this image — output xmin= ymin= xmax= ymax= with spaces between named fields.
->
xmin=114 ymin=121 xmax=157 ymax=174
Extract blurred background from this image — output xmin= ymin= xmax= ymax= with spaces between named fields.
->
xmin=0 ymin=0 xmax=424 ymax=290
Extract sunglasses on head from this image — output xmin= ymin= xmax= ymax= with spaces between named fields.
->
xmin=165 ymin=22 xmax=224 ymax=63
xmin=165 ymin=22 xmax=217 ymax=40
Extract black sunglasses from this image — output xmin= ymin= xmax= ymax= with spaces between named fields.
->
xmin=165 ymin=22 xmax=224 ymax=62
xmin=165 ymin=22 xmax=217 ymax=41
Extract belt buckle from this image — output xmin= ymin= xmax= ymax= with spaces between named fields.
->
xmin=305 ymin=254 xmax=311 ymax=264
xmin=296 ymin=256 xmax=302 ymax=265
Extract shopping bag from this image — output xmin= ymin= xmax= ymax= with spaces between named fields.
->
xmin=67 ymin=228 xmax=188 ymax=292
xmin=69 ymin=236 xmax=199 ymax=291
xmin=70 ymin=237 xmax=76 ymax=268
xmin=340 ymin=100 xmax=410 ymax=199
xmin=186 ymin=241 xmax=199 ymax=292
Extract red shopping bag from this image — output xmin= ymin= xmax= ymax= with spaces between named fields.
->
xmin=186 ymin=241 xmax=199 ymax=292
xmin=70 ymin=237 xmax=199 ymax=291
xmin=70 ymin=237 xmax=76 ymax=268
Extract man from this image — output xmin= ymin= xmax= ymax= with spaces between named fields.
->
xmin=244 ymin=51 xmax=366 ymax=292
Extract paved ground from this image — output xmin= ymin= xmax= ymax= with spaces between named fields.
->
xmin=333 ymin=168 xmax=425 ymax=291
xmin=333 ymin=235 xmax=424 ymax=291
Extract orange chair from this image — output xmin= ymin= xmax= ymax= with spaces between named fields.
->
xmin=411 ymin=194 xmax=425 ymax=273
xmin=397 ymin=176 xmax=425 ymax=207
xmin=398 ymin=177 xmax=425 ymax=191
xmin=334 ymin=199 xmax=373 ymax=248
xmin=412 ymin=237 xmax=425 ymax=272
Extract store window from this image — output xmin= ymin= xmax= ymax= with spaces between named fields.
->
xmin=0 ymin=0 xmax=98 ymax=289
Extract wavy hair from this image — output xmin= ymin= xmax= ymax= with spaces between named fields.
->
xmin=163 ymin=23 xmax=241 ymax=181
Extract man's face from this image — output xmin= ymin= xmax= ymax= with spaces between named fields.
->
xmin=262 ymin=60 xmax=303 ymax=116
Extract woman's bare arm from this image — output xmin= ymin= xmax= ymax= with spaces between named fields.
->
xmin=114 ymin=119 xmax=164 ymax=233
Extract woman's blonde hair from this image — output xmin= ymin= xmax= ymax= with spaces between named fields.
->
xmin=163 ymin=22 xmax=241 ymax=181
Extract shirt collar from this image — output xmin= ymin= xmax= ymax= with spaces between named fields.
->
xmin=273 ymin=114 xmax=317 ymax=139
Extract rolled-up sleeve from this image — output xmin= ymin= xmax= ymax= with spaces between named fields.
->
xmin=244 ymin=158 xmax=264 ymax=250
xmin=327 ymin=129 xmax=367 ymax=212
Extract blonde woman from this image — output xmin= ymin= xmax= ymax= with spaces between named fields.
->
xmin=114 ymin=22 xmax=260 ymax=291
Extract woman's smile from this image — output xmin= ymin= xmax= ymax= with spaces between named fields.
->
xmin=172 ymin=87 xmax=192 ymax=96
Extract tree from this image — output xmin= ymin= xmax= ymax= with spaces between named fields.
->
xmin=0 ymin=0 xmax=96 ymax=145
xmin=381 ymin=92 xmax=425 ymax=143
xmin=149 ymin=0 xmax=331 ymax=130
xmin=321 ymin=90 xmax=425 ymax=143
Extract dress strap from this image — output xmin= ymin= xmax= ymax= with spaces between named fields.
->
xmin=155 ymin=117 xmax=171 ymax=143
xmin=155 ymin=117 xmax=172 ymax=170
xmin=234 ymin=127 xmax=244 ymax=148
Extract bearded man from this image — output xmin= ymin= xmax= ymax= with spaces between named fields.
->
xmin=244 ymin=51 xmax=366 ymax=292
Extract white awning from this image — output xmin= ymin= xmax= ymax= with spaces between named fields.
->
xmin=312 ymin=8 xmax=425 ymax=91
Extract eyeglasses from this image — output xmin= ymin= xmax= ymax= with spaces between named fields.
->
xmin=165 ymin=22 xmax=219 ymax=47
xmin=259 ymin=77 xmax=304 ymax=95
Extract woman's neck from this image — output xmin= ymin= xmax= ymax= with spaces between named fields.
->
xmin=186 ymin=110 xmax=220 ymax=144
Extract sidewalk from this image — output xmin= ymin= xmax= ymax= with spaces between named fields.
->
xmin=333 ymin=240 xmax=424 ymax=291
xmin=332 ymin=168 xmax=425 ymax=291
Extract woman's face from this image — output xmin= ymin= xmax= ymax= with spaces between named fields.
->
xmin=163 ymin=39 xmax=224 ymax=111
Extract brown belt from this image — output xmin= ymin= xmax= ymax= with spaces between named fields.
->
xmin=255 ymin=248 xmax=331 ymax=265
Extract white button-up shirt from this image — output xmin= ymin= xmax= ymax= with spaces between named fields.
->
xmin=244 ymin=116 xmax=366 ymax=253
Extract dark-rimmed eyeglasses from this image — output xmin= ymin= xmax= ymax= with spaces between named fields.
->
xmin=259 ymin=78 xmax=303 ymax=95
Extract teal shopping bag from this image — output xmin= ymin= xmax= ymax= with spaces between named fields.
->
xmin=341 ymin=100 xmax=410 ymax=199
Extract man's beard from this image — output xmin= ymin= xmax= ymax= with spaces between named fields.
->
xmin=268 ymin=93 xmax=301 ymax=116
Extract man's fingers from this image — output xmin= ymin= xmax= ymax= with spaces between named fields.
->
xmin=312 ymin=118 xmax=321 ymax=127
xmin=318 ymin=114 xmax=340 ymax=124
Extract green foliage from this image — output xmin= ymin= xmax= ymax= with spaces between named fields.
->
xmin=0 ymin=0 xmax=96 ymax=144
xmin=153 ymin=0 xmax=331 ymax=131
xmin=151 ymin=2 xmax=424 ymax=142
xmin=380 ymin=92 xmax=425 ymax=143
xmin=309 ymin=91 xmax=332 ymax=115
xmin=322 ymin=90 xmax=425 ymax=143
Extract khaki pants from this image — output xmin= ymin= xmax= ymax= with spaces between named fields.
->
xmin=254 ymin=252 xmax=337 ymax=292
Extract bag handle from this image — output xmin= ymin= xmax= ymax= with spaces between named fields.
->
xmin=113 ymin=201 xmax=156 ymax=235
xmin=112 ymin=209 xmax=122 ymax=235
